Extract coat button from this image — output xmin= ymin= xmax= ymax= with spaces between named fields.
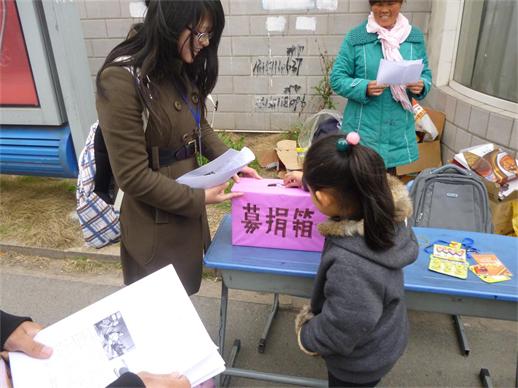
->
xmin=191 ymin=94 xmax=199 ymax=105
xmin=174 ymin=101 xmax=182 ymax=111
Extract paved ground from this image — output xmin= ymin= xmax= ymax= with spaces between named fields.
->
xmin=1 ymin=257 xmax=516 ymax=387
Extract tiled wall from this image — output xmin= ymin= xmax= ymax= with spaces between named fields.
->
xmin=424 ymin=87 xmax=518 ymax=162
xmin=76 ymin=0 xmax=432 ymax=132
xmin=423 ymin=0 xmax=517 ymax=161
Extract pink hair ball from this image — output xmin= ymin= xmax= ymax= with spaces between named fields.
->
xmin=346 ymin=132 xmax=360 ymax=145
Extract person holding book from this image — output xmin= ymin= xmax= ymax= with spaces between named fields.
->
xmin=0 ymin=310 xmax=190 ymax=388
xmin=330 ymin=0 xmax=432 ymax=172
xmin=96 ymin=0 xmax=259 ymax=294
xmin=293 ymin=133 xmax=418 ymax=386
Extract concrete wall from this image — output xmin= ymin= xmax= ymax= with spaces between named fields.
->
xmin=76 ymin=0 xmax=516 ymax=159
xmin=77 ymin=0 xmax=432 ymax=132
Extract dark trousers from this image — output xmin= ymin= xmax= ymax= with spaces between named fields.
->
xmin=328 ymin=371 xmax=380 ymax=387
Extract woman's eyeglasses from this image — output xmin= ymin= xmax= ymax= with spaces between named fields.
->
xmin=187 ymin=27 xmax=213 ymax=44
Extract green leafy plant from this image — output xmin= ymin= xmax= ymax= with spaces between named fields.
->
xmin=313 ymin=50 xmax=336 ymax=110
xmin=282 ymin=121 xmax=303 ymax=141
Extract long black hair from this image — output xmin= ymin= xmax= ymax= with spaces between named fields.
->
xmin=96 ymin=0 xmax=225 ymax=129
xmin=303 ymin=134 xmax=396 ymax=251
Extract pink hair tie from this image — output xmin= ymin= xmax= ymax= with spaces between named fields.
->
xmin=346 ymin=132 xmax=360 ymax=145
xmin=336 ymin=132 xmax=361 ymax=152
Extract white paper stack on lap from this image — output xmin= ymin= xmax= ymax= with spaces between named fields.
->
xmin=176 ymin=147 xmax=255 ymax=189
xmin=9 ymin=265 xmax=225 ymax=388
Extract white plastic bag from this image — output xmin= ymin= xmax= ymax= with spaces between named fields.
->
xmin=412 ymin=99 xmax=438 ymax=142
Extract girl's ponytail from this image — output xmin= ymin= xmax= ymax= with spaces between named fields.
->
xmin=303 ymin=133 xmax=397 ymax=251
xmin=349 ymin=146 xmax=396 ymax=250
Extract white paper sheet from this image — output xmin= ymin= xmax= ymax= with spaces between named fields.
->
xmin=376 ymin=59 xmax=424 ymax=85
xmin=9 ymin=266 xmax=225 ymax=388
xmin=176 ymin=147 xmax=255 ymax=189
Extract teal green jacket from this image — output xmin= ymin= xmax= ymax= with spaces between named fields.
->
xmin=331 ymin=21 xmax=432 ymax=168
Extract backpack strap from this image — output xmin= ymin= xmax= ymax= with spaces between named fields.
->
xmin=113 ymin=63 xmax=149 ymax=212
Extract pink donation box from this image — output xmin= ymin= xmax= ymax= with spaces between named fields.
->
xmin=231 ymin=178 xmax=326 ymax=252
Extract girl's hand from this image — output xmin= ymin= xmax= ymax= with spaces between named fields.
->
xmin=204 ymin=182 xmax=242 ymax=204
xmin=367 ymin=81 xmax=387 ymax=96
xmin=283 ymin=171 xmax=304 ymax=188
xmin=232 ymin=166 xmax=262 ymax=183
xmin=406 ymin=79 xmax=424 ymax=95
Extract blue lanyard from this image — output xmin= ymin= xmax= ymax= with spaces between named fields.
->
xmin=182 ymin=94 xmax=201 ymax=129
xmin=424 ymin=238 xmax=479 ymax=259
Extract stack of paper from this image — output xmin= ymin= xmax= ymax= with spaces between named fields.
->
xmin=177 ymin=147 xmax=255 ymax=189
xmin=10 ymin=266 xmax=225 ymax=388
xmin=376 ymin=59 xmax=424 ymax=85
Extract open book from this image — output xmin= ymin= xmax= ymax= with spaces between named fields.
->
xmin=9 ymin=265 xmax=225 ymax=388
xmin=177 ymin=147 xmax=255 ymax=189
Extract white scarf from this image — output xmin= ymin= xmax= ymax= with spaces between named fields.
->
xmin=366 ymin=12 xmax=413 ymax=112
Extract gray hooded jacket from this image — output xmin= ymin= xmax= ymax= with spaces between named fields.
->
xmin=296 ymin=175 xmax=418 ymax=384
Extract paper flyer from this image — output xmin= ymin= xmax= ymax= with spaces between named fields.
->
xmin=177 ymin=147 xmax=255 ymax=189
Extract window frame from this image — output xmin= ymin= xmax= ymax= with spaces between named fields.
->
xmin=449 ymin=0 xmax=518 ymax=113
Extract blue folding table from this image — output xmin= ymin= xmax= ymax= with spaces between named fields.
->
xmin=204 ymin=215 xmax=517 ymax=386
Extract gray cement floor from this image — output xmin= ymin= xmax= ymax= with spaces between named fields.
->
xmin=1 ymin=267 xmax=516 ymax=387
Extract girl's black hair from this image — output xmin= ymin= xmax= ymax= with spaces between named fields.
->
xmin=303 ymin=134 xmax=396 ymax=251
xmin=96 ymin=0 xmax=225 ymax=130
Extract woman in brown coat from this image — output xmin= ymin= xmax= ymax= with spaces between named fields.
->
xmin=96 ymin=0 xmax=258 ymax=295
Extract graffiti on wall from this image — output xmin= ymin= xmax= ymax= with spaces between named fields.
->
xmin=252 ymin=45 xmax=306 ymax=112
xmin=255 ymin=84 xmax=306 ymax=112
xmin=252 ymin=45 xmax=305 ymax=77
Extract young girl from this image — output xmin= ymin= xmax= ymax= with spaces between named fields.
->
xmin=294 ymin=133 xmax=418 ymax=387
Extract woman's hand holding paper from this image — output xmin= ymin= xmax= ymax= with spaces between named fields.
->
xmin=406 ymin=79 xmax=424 ymax=95
xmin=367 ymin=81 xmax=388 ymax=97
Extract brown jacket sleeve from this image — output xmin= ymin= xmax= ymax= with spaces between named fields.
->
xmin=96 ymin=66 xmax=205 ymax=218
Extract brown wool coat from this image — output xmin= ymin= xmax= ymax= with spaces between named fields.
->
xmin=96 ymin=66 xmax=227 ymax=295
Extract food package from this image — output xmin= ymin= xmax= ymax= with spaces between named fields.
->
xmin=412 ymin=99 xmax=438 ymax=142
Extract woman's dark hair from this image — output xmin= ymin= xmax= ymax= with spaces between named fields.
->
xmin=303 ymin=134 xmax=396 ymax=251
xmin=369 ymin=0 xmax=403 ymax=5
xmin=96 ymin=0 xmax=225 ymax=129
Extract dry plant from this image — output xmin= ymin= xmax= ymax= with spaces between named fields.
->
xmin=0 ymin=175 xmax=83 ymax=249
xmin=0 ymin=135 xmax=281 ymax=250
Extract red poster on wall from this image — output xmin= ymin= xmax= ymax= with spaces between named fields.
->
xmin=0 ymin=0 xmax=39 ymax=106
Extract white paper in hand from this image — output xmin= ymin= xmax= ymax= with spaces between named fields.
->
xmin=376 ymin=58 xmax=424 ymax=85
xmin=9 ymin=265 xmax=225 ymax=388
xmin=177 ymin=147 xmax=255 ymax=189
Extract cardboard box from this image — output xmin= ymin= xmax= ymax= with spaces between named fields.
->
xmin=231 ymin=178 xmax=326 ymax=251
xmin=481 ymin=177 xmax=518 ymax=235
xmin=396 ymin=108 xmax=445 ymax=176
xmin=275 ymin=139 xmax=302 ymax=171
xmin=480 ymin=174 xmax=518 ymax=202
xmin=489 ymin=199 xmax=517 ymax=235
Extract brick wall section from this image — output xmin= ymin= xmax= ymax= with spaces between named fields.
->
xmin=78 ymin=0 xmax=432 ymax=132
xmin=424 ymin=86 xmax=518 ymax=161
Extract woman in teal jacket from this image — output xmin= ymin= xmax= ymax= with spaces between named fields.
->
xmin=331 ymin=0 xmax=432 ymax=169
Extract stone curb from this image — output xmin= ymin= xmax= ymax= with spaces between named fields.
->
xmin=0 ymin=242 xmax=309 ymax=309
xmin=0 ymin=242 xmax=119 ymax=262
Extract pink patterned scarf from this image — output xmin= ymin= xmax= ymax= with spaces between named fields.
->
xmin=367 ymin=12 xmax=413 ymax=111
